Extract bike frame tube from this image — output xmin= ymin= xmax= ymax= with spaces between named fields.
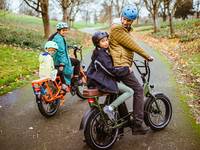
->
xmin=32 ymin=77 xmax=64 ymax=102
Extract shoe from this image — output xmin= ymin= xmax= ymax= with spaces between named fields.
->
xmin=103 ymin=105 xmax=115 ymax=121
xmin=132 ymin=124 xmax=150 ymax=135
xmin=60 ymin=84 xmax=68 ymax=95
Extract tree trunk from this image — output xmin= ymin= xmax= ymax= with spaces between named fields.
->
xmin=40 ymin=0 xmax=50 ymax=39
xmin=62 ymin=7 xmax=68 ymax=22
xmin=152 ymin=12 xmax=159 ymax=33
xmin=109 ymin=0 xmax=113 ymax=27
xmin=163 ymin=6 xmax=167 ymax=22
xmin=168 ymin=12 xmax=174 ymax=37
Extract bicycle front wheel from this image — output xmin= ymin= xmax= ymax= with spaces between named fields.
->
xmin=144 ymin=93 xmax=172 ymax=131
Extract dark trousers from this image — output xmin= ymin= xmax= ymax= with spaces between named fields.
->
xmin=56 ymin=68 xmax=66 ymax=84
xmin=121 ymin=72 xmax=144 ymax=124
xmin=70 ymin=57 xmax=80 ymax=76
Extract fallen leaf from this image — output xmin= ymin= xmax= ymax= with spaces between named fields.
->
xmin=29 ymin=127 xmax=33 ymax=130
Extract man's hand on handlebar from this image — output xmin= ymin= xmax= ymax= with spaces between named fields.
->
xmin=147 ymin=56 xmax=154 ymax=62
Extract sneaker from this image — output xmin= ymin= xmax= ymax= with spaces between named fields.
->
xmin=103 ymin=105 xmax=115 ymax=121
xmin=132 ymin=124 xmax=150 ymax=135
xmin=60 ymin=84 xmax=68 ymax=95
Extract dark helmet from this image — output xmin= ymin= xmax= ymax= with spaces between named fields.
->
xmin=92 ymin=31 xmax=109 ymax=47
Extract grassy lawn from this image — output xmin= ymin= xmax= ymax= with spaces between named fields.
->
xmin=0 ymin=44 xmax=39 ymax=95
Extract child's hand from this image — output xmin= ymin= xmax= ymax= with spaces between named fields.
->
xmin=59 ymin=66 xmax=64 ymax=71
xmin=129 ymin=67 xmax=133 ymax=73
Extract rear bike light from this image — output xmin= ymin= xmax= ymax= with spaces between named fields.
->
xmin=88 ymin=98 xmax=95 ymax=103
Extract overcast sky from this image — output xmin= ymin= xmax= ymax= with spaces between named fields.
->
xmin=8 ymin=0 xmax=150 ymax=22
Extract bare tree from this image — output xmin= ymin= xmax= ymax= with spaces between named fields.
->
xmin=19 ymin=1 xmax=39 ymax=16
xmin=68 ymin=0 xmax=84 ymax=26
xmin=114 ymin=0 xmax=125 ymax=17
xmin=134 ymin=0 xmax=144 ymax=24
xmin=23 ymin=0 xmax=50 ymax=38
xmin=160 ymin=0 xmax=168 ymax=21
xmin=100 ymin=0 xmax=114 ymax=26
xmin=194 ymin=0 xmax=200 ymax=18
xmin=164 ymin=0 xmax=181 ymax=36
xmin=144 ymin=0 xmax=161 ymax=33
xmin=0 ymin=0 xmax=8 ymax=10
xmin=54 ymin=0 xmax=71 ymax=22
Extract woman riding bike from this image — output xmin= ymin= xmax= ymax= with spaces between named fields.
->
xmin=48 ymin=22 xmax=81 ymax=93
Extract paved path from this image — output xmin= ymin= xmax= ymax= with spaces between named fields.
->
xmin=0 ymin=28 xmax=200 ymax=150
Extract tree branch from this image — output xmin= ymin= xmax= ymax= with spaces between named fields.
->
xmin=23 ymin=0 xmax=42 ymax=13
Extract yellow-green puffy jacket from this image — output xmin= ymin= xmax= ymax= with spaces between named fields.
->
xmin=109 ymin=25 xmax=150 ymax=67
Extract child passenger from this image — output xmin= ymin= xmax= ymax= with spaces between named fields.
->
xmin=39 ymin=41 xmax=58 ymax=81
xmin=87 ymin=31 xmax=134 ymax=120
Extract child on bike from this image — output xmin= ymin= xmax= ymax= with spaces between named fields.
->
xmin=87 ymin=31 xmax=134 ymax=121
xmin=39 ymin=41 xmax=58 ymax=81
xmin=48 ymin=22 xmax=81 ymax=92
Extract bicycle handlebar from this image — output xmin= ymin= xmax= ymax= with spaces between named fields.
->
xmin=133 ymin=60 xmax=150 ymax=83
xmin=68 ymin=45 xmax=83 ymax=61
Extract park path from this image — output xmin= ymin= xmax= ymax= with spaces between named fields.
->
xmin=0 ymin=28 xmax=200 ymax=150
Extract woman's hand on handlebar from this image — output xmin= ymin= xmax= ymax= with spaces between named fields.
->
xmin=59 ymin=66 xmax=64 ymax=71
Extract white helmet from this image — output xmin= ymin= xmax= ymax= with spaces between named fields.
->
xmin=44 ymin=41 xmax=58 ymax=51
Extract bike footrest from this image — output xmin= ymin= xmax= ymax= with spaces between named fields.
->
xmin=83 ymin=89 xmax=108 ymax=97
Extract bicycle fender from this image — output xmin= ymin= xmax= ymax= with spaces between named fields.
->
xmin=79 ymin=108 xmax=96 ymax=131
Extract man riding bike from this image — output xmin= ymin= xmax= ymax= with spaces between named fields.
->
xmin=109 ymin=4 xmax=154 ymax=135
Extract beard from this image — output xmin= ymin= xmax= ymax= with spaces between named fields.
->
xmin=123 ymin=24 xmax=132 ymax=31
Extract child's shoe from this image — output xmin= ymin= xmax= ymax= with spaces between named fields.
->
xmin=60 ymin=84 xmax=67 ymax=95
xmin=103 ymin=105 xmax=116 ymax=121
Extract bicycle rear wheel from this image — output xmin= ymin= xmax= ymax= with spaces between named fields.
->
xmin=84 ymin=109 xmax=118 ymax=150
xmin=36 ymin=96 xmax=60 ymax=118
xmin=76 ymin=81 xmax=87 ymax=100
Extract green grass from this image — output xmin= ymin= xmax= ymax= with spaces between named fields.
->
xmin=0 ymin=44 xmax=39 ymax=95
xmin=134 ymin=19 xmax=200 ymax=42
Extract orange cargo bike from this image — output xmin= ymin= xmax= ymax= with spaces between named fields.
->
xmin=32 ymin=45 xmax=87 ymax=118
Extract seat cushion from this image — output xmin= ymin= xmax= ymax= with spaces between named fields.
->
xmin=83 ymin=88 xmax=108 ymax=97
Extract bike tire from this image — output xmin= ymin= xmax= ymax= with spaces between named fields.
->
xmin=76 ymin=83 xmax=87 ymax=100
xmin=36 ymin=96 xmax=60 ymax=118
xmin=84 ymin=109 xmax=118 ymax=150
xmin=144 ymin=93 xmax=172 ymax=131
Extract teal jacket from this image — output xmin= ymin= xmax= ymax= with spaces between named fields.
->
xmin=52 ymin=33 xmax=73 ymax=85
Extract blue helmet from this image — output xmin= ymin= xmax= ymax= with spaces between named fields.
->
xmin=121 ymin=5 xmax=138 ymax=20
xmin=56 ymin=22 xmax=69 ymax=30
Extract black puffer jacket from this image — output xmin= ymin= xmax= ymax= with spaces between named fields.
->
xmin=87 ymin=48 xmax=130 ymax=94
